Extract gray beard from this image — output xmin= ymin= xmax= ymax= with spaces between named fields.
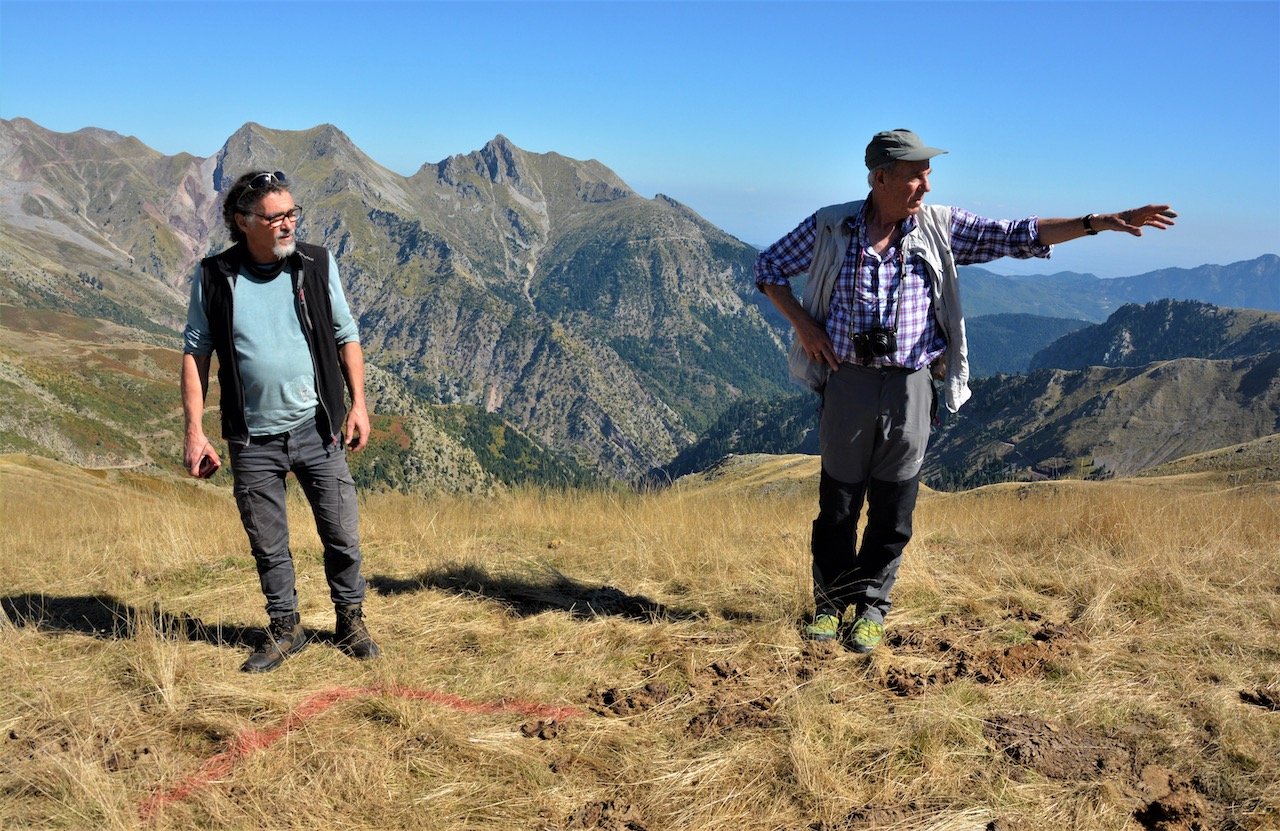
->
xmin=271 ymin=239 xmax=297 ymax=259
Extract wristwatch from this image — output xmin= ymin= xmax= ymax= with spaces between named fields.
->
xmin=1083 ymin=214 xmax=1098 ymax=235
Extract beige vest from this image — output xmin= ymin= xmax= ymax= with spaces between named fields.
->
xmin=789 ymin=201 xmax=971 ymax=412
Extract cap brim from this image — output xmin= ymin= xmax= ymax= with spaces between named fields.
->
xmin=897 ymin=147 xmax=948 ymax=161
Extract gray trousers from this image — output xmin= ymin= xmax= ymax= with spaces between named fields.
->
xmin=229 ymin=418 xmax=366 ymax=618
xmin=812 ymin=364 xmax=932 ymax=623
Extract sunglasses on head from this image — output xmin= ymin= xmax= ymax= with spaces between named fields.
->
xmin=247 ymin=170 xmax=288 ymax=190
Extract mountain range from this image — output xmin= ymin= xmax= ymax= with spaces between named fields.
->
xmin=0 ymin=117 xmax=786 ymax=485
xmin=667 ymin=300 xmax=1280 ymax=488
xmin=1 ymin=116 xmax=1277 ymax=490
xmin=957 ymin=257 xmax=1280 ymax=321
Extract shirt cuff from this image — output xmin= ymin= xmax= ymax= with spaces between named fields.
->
xmin=1028 ymin=217 xmax=1053 ymax=257
xmin=755 ymin=273 xmax=791 ymax=290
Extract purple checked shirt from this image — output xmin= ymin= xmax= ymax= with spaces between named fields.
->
xmin=755 ymin=201 xmax=1051 ymax=370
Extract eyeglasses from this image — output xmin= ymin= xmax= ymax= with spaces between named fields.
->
xmin=247 ymin=170 xmax=288 ymax=190
xmin=244 ymin=207 xmax=303 ymax=227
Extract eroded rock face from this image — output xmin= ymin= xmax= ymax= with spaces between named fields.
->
xmin=1 ymin=119 xmax=788 ymax=483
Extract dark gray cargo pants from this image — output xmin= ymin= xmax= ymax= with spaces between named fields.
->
xmin=812 ymin=363 xmax=932 ymax=624
xmin=229 ymin=418 xmax=367 ymax=618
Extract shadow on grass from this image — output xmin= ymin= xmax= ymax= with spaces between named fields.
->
xmin=369 ymin=562 xmax=723 ymax=622
xmin=1 ymin=593 xmax=257 ymax=648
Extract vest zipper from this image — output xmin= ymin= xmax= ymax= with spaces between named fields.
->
xmin=293 ymin=263 xmax=337 ymax=446
xmin=221 ymin=270 xmax=250 ymax=448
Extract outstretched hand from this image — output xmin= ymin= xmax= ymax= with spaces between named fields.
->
xmin=1105 ymin=205 xmax=1178 ymax=236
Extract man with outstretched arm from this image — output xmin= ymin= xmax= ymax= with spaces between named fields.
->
xmin=181 ymin=170 xmax=380 ymax=672
xmin=756 ymin=129 xmax=1176 ymax=652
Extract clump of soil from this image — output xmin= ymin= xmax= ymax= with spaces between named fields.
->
xmin=882 ymin=620 xmax=1078 ymax=697
xmin=984 ymin=713 xmax=1128 ymax=780
xmin=587 ymin=658 xmax=781 ymax=738
xmin=1239 ymin=685 xmax=1280 ymax=711
xmin=587 ymin=682 xmax=671 ymax=717
xmin=520 ymin=719 xmax=561 ymax=740
xmin=685 ymin=693 xmax=777 ymax=738
xmin=1132 ymin=765 xmax=1212 ymax=831
xmin=684 ymin=658 xmax=781 ymax=737
xmin=565 ymin=798 xmax=648 ymax=831
xmin=984 ymin=714 xmax=1212 ymax=831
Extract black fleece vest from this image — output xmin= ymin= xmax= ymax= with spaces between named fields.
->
xmin=199 ymin=241 xmax=348 ymax=446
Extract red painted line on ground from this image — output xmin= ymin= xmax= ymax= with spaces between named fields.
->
xmin=138 ymin=685 xmax=583 ymax=822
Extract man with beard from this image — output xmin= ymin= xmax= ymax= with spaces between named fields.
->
xmin=756 ymin=130 xmax=1176 ymax=653
xmin=181 ymin=170 xmax=380 ymax=672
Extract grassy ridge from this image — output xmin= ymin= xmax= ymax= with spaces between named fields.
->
xmin=1 ymin=454 xmax=1277 ymax=830
xmin=0 ymin=306 xmax=183 ymax=469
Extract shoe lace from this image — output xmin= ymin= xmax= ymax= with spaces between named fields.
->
xmin=853 ymin=619 xmax=883 ymax=639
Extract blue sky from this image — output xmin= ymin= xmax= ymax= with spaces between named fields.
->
xmin=2 ymin=0 xmax=1277 ymax=277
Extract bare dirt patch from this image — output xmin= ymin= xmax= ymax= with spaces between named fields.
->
xmin=683 ymin=658 xmax=781 ymax=738
xmin=587 ymin=657 xmax=784 ymax=739
xmin=984 ymin=714 xmax=1213 ymax=831
xmin=587 ymin=681 xmax=672 ymax=717
xmin=1239 ymin=685 xmax=1280 ymax=711
xmin=519 ymin=718 xmax=562 ymax=740
xmin=881 ymin=615 xmax=1078 ymax=697
xmin=565 ymin=798 xmax=648 ymax=831
xmin=1131 ymin=765 xmax=1213 ymax=831
xmin=985 ymin=713 xmax=1129 ymax=780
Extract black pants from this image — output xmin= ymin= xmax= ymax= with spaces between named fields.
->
xmin=811 ymin=363 xmax=931 ymax=624
xmin=811 ymin=469 xmax=919 ymax=624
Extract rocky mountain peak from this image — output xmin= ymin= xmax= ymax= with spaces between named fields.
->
xmin=478 ymin=134 xmax=525 ymax=186
xmin=218 ymin=122 xmax=366 ymax=171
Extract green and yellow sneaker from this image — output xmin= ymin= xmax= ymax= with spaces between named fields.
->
xmin=848 ymin=617 xmax=885 ymax=653
xmin=803 ymin=613 xmax=841 ymax=641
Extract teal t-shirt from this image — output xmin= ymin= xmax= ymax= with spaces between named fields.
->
xmin=229 ymin=270 xmax=318 ymax=434
xmin=183 ymin=251 xmax=360 ymax=436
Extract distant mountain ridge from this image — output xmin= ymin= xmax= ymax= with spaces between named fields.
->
xmin=926 ymin=353 xmax=1280 ymax=486
xmin=960 ymin=255 xmax=1280 ymax=320
xmin=1030 ymin=299 xmax=1280 ymax=371
xmin=666 ymin=301 xmax=1280 ymax=488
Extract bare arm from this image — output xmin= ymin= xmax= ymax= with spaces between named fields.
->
xmin=181 ymin=353 xmax=220 ymax=477
xmin=760 ymin=283 xmax=840 ymax=371
xmin=1037 ymin=205 xmax=1177 ymax=246
xmin=338 ymin=341 xmax=370 ymax=451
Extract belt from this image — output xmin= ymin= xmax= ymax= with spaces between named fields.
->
xmin=838 ymin=361 xmax=921 ymax=376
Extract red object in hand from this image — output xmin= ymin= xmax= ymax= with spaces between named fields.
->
xmin=197 ymin=455 xmax=220 ymax=479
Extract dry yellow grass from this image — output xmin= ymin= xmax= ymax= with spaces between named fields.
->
xmin=1 ymin=453 xmax=1277 ymax=830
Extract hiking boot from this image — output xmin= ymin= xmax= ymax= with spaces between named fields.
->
xmin=803 ymin=612 xmax=841 ymax=642
xmin=848 ymin=617 xmax=885 ymax=653
xmin=241 ymin=612 xmax=308 ymax=673
xmin=335 ymin=604 xmax=380 ymax=660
